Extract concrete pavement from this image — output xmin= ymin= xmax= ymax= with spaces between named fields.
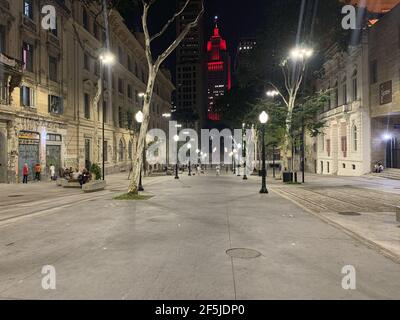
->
xmin=0 ymin=172 xmax=400 ymax=299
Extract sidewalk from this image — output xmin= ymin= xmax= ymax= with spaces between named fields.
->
xmin=0 ymin=172 xmax=169 ymax=223
xmin=265 ymin=173 xmax=400 ymax=262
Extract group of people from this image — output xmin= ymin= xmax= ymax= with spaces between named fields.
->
xmin=374 ymin=162 xmax=384 ymax=173
xmin=22 ymin=163 xmax=56 ymax=184
xmin=63 ymin=167 xmax=91 ymax=187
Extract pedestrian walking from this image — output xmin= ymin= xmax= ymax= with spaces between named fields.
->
xmin=49 ymin=164 xmax=56 ymax=181
xmin=22 ymin=163 xmax=29 ymax=184
xmin=34 ymin=163 xmax=41 ymax=181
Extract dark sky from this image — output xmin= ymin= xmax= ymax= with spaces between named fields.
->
xmin=145 ymin=0 xmax=267 ymax=76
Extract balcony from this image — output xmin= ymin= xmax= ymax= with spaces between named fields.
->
xmin=319 ymin=100 xmax=361 ymax=119
xmin=0 ymin=53 xmax=23 ymax=105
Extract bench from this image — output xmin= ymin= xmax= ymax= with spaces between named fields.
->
xmin=82 ymin=180 xmax=107 ymax=193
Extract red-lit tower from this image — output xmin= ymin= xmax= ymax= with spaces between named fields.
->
xmin=206 ymin=17 xmax=231 ymax=121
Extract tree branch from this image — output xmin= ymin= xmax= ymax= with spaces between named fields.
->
xmin=154 ymin=0 xmax=204 ymax=70
xmin=142 ymin=1 xmax=154 ymax=66
xmin=150 ymin=0 xmax=191 ymax=42
xmin=269 ymin=82 xmax=288 ymax=107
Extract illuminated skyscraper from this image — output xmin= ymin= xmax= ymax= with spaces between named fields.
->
xmin=206 ymin=17 xmax=231 ymax=122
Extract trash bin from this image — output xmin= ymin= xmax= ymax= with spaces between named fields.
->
xmin=282 ymin=172 xmax=293 ymax=183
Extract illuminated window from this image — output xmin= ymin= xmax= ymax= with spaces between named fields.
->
xmin=24 ymin=0 xmax=33 ymax=20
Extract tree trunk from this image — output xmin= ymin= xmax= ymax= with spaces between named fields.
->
xmin=128 ymin=68 xmax=156 ymax=194
xmin=92 ymin=76 xmax=102 ymax=166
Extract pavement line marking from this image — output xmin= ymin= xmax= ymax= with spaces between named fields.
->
xmin=270 ymin=186 xmax=400 ymax=265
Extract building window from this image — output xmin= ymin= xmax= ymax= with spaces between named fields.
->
xmin=22 ymin=42 xmax=33 ymax=72
xmin=49 ymin=56 xmax=58 ymax=82
xmin=83 ymin=9 xmax=89 ymax=31
xmin=119 ymin=139 xmax=125 ymax=161
xmin=341 ymin=136 xmax=347 ymax=158
xmin=128 ymin=55 xmax=132 ymax=71
xmin=353 ymin=126 xmax=358 ymax=152
xmin=84 ymin=93 xmax=90 ymax=119
xmin=370 ymin=60 xmax=378 ymax=84
xmin=352 ymin=77 xmax=357 ymax=101
xmin=326 ymin=139 xmax=331 ymax=157
xmin=20 ymin=86 xmax=34 ymax=107
xmin=48 ymin=95 xmax=63 ymax=114
xmin=127 ymin=84 xmax=132 ymax=99
xmin=102 ymin=100 xmax=107 ymax=123
xmin=0 ymin=25 xmax=5 ymax=54
xmin=118 ymin=46 xmax=124 ymax=64
xmin=46 ymin=134 xmax=62 ymax=142
xmin=118 ymin=78 xmax=124 ymax=94
xmin=103 ymin=141 xmax=108 ymax=162
xmin=50 ymin=17 xmax=58 ymax=37
xmin=93 ymin=22 xmax=99 ymax=39
xmin=334 ymin=87 xmax=339 ymax=107
xmin=84 ymin=53 xmax=90 ymax=71
xmin=342 ymin=84 xmax=347 ymax=105
xmin=24 ymin=0 xmax=34 ymax=20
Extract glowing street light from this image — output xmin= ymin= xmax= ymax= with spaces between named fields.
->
xmin=99 ymin=52 xmax=115 ymax=65
xmin=135 ymin=110 xmax=144 ymax=124
xmin=266 ymin=90 xmax=279 ymax=97
xmin=290 ymin=46 xmax=314 ymax=61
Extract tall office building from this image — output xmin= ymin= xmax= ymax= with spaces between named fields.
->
xmin=206 ymin=18 xmax=231 ymax=121
xmin=175 ymin=0 xmax=206 ymax=130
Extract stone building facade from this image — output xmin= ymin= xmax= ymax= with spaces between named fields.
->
xmin=369 ymin=4 xmax=400 ymax=169
xmin=315 ymin=41 xmax=371 ymax=176
xmin=0 ymin=0 xmax=174 ymax=183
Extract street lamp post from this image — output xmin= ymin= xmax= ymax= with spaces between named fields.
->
xmin=99 ymin=51 xmax=115 ymax=180
xmin=259 ymin=111 xmax=269 ymax=194
xmin=187 ymin=143 xmax=192 ymax=176
xmin=242 ymin=123 xmax=248 ymax=180
xmin=135 ymin=110 xmax=145 ymax=192
xmin=173 ymin=135 xmax=180 ymax=179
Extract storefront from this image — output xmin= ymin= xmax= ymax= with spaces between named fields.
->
xmin=18 ymin=131 xmax=40 ymax=182
xmin=46 ymin=133 xmax=62 ymax=178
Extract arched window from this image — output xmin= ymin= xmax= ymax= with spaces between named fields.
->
xmin=119 ymin=139 xmax=125 ymax=162
xmin=83 ymin=8 xmax=89 ymax=30
xmin=353 ymin=125 xmax=358 ymax=151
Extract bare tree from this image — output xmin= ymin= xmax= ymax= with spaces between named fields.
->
xmin=269 ymin=50 xmax=312 ymax=171
xmin=128 ymin=0 xmax=204 ymax=194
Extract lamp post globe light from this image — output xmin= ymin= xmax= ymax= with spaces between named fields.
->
xmin=135 ymin=110 xmax=145 ymax=192
xmin=173 ymin=134 xmax=180 ymax=179
xmin=99 ymin=51 xmax=115 ymax=181
xmin=259 ymin=111 xmax=269 ymax=194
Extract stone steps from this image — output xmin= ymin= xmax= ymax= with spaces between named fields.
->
xmin=371 ymin=169 xmax=400 ymax=180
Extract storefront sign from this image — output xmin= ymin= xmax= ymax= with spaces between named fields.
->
xmin=19 ymin=131 xmax=40 ymax=145
xmin=380 ymin=80 xmax=392 ymax=105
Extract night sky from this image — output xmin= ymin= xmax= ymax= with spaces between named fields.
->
xmin=145 ymin=0 xmax=267 ymax=77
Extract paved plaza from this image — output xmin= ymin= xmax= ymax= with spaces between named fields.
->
xmin=0 ymin=171 xmax=399 ymax=299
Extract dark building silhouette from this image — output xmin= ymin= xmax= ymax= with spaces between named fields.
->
xmin=175 ymin=0 xmax=206 ymax=130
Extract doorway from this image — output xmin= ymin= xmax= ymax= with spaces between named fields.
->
xmin=85 ymin=138 xmax=91 ymax=170
xmin=386 ymin=137 xmax=400 ymax=169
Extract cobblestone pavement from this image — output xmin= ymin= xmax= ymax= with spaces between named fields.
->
xmin=270 ymin=175 xmax=400 ymax=261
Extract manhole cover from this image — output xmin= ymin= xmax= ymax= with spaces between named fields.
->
xmin=338 ymin=212 xmax=361 ymax=216
xmin=8 ymin=195 xmax=24 ymax=198
xmin=226 ymin=248 xmax=261 ymax=259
